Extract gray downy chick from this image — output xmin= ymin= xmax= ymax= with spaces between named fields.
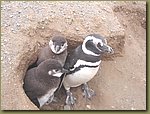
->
xmin=36 ymin=36 xmax=68 ymax=66
xmin=23 ymin=59 xmax=67 ymax=108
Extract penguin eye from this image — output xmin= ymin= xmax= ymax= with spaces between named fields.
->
xmin=97 ymin=43 xmax=103 ymax=48
xmin=55 ymin=69 xmax=58 ymax=71
xmin=52 ymin=69 xmax=57 ymax=73
xmin=53 ymin=69 xmax=60 ymax=73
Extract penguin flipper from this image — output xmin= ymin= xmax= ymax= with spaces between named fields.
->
xmin=63 ymin=48 xmax=79 ymax=70
xmin=57 ymin=73 xmax=66 ymax=91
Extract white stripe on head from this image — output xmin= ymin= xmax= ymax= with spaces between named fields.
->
xmin=48 ymin=70 xmax=63 ymax=77
xmin=82 ymin=36 xmax=104 ymax=56
xmin=48 ymin=71 xmax=52 ymax=75
xmin=49 ymin=40 xmax=56 ymax=53
xmin=52 ymin=72 xmax=63 ymax=77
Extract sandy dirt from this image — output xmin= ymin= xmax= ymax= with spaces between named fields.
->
xmin=1 ymin=1 xmax=146 ymax=110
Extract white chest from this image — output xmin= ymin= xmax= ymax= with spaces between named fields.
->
xmin=63 ymin=65 xmax=100 ymax=90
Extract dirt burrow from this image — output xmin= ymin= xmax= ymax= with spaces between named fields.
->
xmin=1 ymin=1 xmax=146 ymax=110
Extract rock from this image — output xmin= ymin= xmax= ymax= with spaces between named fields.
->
xmin=111 ymin=106 xmax=115 ymax=109
xmin=75 ymin=27 xmax=79 ymax=31
xmin=64 ymin=105 xmax=71 ymax=110
xmin=86 ymin=105 xmax=91 ymax=109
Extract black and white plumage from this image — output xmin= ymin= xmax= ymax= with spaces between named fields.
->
xmin=36 ymin=36 xmax=68 ymax=66
xmin=63 ymin=34 xmax=114 ymax=105
xmin=23 ymin=59 xmax=67 ymax=108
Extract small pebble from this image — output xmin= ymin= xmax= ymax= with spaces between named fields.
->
xmin=142 ymin=17 xmax=145 ymax=21
xmin=101 ymin=17 xmax=106 ymax=21
xmin=1 ymin=56 xmax=3 ymax=60
xmin=23 ymin=5 xmax=28 ymax=9
xmin=86 ymin=105 xmax=91 ymax=109
xmin=121 ymin=105 xmax=124 ymax=109
xmin=131 ymin=72 xmax=135 ymax=75
xmin=132 ymin=1 xmax=137 ymax=4
xmin=45 ymin=21 xmax=48 ymax=24
xmin=18 ymin=11 xmax=21 ymax=14
xmin=132 ymin=76 xmax=136 ymax=79
xmin=9 ymin=15 xmax=13 ymax=18
xmin=124 ymin=85 xmax=128 ymax=90
xmin=4 ymin=39 xmax=8 ymax=42
xmin=4 ymin=24 xmax=9 ymax=27
xmin=67 ymin=16 xmax=71 ymax=19
xmin=124 ymin=86 xmax=128 ymax=89
xmin=125 ymin=99 xmax=129 ymax=102
xmin=125 ymin=11 xmax=129 ymax=14
xmin=142 ymin=78 xmax=146 ymax=82
xmin=5 ymin=51 xmax=8 ymax=54
xmin=102 ymin=8 xmax=107 ymax=11
xmin=11 ymin=28 xmax=16 ymax=33
xmin=16 ymin=23 xmax=20 ymax=27
xmin=51 ymin=15 xmax=55 ymax=18
xmin=11 ymin=28 xmax=14 ymax=31
xmin=75 ymin=27 xmax=79 ymax=31
xmin=64 ymin=105 xmax=71 ymax=110
xmin=131 ymin=16 xmax=134 ymax=19
xmin=111 ymin=106 xmax=115 ymax=109
xmin=131 ymin=107 xmax=136 ymax=110
xmin=81 ymin=12 xmax=85 ymax=16
xmin=8 ymin=57 xmax=11 ymax=61
xmin=128 ymin=35 xmax=132 ymax=39
xmin=73 ymin=12 xmax=76 ymax=15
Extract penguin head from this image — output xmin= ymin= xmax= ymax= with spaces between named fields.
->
xmin=38 ymin=59 xmax=68 ymax=77
xmin=49 ymin=36 xmax=68 ymax=54
xmin=82 ymin=34 xmax=114 ymax=56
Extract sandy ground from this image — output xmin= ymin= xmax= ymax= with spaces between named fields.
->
xmin=1 ymin=1 xmax=146 ymax=110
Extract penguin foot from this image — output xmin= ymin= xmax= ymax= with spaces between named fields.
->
xmin=82 ymin=83 xmax=96 ymax=99
xmin=65 ymin=90 xmax=76 ymax=105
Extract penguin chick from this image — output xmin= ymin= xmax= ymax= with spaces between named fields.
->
xmin=63 ymin=34 xmax=114 ymax=105
xmin=23 ymin=59 xmax=67 ymax=108
xmin=36 ymin=36 xmax=68 ymax=66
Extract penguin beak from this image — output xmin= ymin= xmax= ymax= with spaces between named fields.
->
xmin=98 ymin=43 xmax=114 ymax=54
xmin=62 ymin=68 xmax=69 ymax=73
xmin=109 ymin=47 xmax=114 ymax=54
xmin=55 ymin=45 xmax=61 ymax=52
xmin=105 ymin=45 xmax=114 ymax=54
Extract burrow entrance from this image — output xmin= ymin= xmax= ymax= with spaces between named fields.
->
xmin=18 ymin=24 xmax=84 ymax=110
xmin=17 ymin=20 xmax=120 ymax=110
